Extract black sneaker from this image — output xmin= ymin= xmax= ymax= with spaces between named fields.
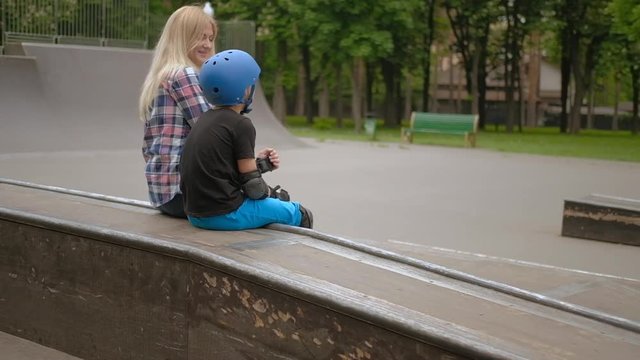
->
xmin=299 ymin=205 xmax=313 ymax=229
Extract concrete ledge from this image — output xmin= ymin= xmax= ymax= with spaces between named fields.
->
xmin=0 ymin=331 xmax=81 ymax=360
xmin=1 ymin=213 xmax=478 ymax=359
xmin=2 ymin=182 xmax=640 ymax=360
xmin=562 ymin=194 xmax=640 ymax=246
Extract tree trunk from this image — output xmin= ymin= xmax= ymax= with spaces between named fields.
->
xmin=301 ymin=44 xmax=314 ymax=124
xmin=503 ymin=0 xmax=515 ymax=133
xmin=335 ymin=63 xmax=344 ymax=128
xmin=632 ymin=66 xmax=639 ymax=135
xmin=431 ymin=53 xmax=439 ymax=112
xmin=505 ymin=56 xmax=514 ymax=133
xmin=560 ymin=26 xmax=571 ymax=133
xmin=512 ymin=51 xmax=522 ymax=133
xmin=366 ymin=61 xmax=374 ymax=114
xmin=272 ymin=40 xmax=287 ymax=123
xmin=404 ymin=72 xmax=413 ymax=120
xmin=612 ymin=73 xmax=620 ymax=131
xmin=471 ymin=51 xmax=480 ymax=116
xmin=381 ymin=59 xmax=400 ymax=127
xmin=295 ymin=64 xmax=305 ymax=116
xmin=318 ymin=76 xmax=330 ymax=118
xmin=449 ymin=52 xmax=455 ymax=111
xmin=456 ymin=63 xmax=463 ymax=113
xmin=586 ymin=79 xmax=594 ymax=130
xmin=519 ymin=61 xmax=525 ymax=132
xmin=422 ymin=0 xmax=436 ymax=112
xmin=527 ymin=33 xmax=541 ymax=127
xmin=477 ymin=62 xmax=488 ymax=128
xmin=568 ymin=28 xmax=584 ymax=134
xmin=351 ymin=57 xmax=365 ymax=132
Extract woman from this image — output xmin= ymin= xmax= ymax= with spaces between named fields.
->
xmin=139 ymin=5 xmax=217 ymax=217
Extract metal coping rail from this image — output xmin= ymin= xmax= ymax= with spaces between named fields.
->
xmin=1 ymin=177 xmax=639 ymax=335
xmin=0 ymin=179 xmax=518 ymax=360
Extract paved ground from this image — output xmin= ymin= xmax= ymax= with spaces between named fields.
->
xmin=0 ymin=331 xmax=81 ymax=360
xmin=1 ymin=138 xmax=639 ymax=279
xmin=1 ymin=43 xmax=639 ymax=279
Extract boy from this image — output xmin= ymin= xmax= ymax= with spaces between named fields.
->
xmin=180 ymin=49 xmax=313 ymax=230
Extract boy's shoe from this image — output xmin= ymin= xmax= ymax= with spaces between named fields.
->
xmin=299 ymin=205 xmax=313 ymax=229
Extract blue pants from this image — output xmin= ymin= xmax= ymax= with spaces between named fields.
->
xmin=188 ymin=198 xmax=302 ymax=231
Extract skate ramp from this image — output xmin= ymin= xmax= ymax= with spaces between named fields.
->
xmin=0 ymin=43 xmax=304 ymax=154
xmin=1 ymin=181 xmax=640 ymax=359
xmin=249 ymin=83 xmax=307 ymax=149
xmin=0 ymin=44 xmax=150 ymax=153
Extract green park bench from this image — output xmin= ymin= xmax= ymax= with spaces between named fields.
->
xmin=401 ymin=111 xmax=479 ymax=147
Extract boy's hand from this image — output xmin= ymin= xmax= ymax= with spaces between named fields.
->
xmin=257 ymin=147 xmax=280 ymax=170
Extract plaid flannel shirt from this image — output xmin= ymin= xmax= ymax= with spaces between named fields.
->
xmin=142 ymin=67 xmax=211 ymax=207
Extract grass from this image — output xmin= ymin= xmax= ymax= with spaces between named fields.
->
xmin=285 ymin=116 xmax=640 ymax=163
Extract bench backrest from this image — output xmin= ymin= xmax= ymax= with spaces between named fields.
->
xmin=410 ymin=112 xmax=478 ymax=134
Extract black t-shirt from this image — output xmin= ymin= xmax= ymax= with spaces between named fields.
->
xmin=180 ymin=108 xmax=256 ymax=217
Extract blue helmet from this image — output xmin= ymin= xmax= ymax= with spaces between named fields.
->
xmin=199 ymin=49 xmax=261 ymax=113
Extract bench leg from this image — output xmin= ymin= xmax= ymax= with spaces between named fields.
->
xmin=465 ymin=133 xmax=476 ymax=147
xmin=401 ymin=129 xmax=413 ymax=143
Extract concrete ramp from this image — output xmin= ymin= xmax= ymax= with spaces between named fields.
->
xmin=0 ymin=56 xmax=53 ymax=152
xmin=1 ymin=180 xmax=640 ymax=360
xmin=0 ymin=44 xmax=149 ymax=153
xmin=0 ymin=43 xmax=303 ymax=154
xmin=249 ymin=83 xmax=308 ymax=149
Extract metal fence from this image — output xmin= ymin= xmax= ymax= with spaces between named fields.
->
xmin=1 ymin=0 xmax=149 ymax=50
xmin=0 ymin=1 xmax=257 ymax=54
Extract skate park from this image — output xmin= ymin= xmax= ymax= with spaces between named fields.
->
xmin=1 ymin=40 xmax=640 ymax=360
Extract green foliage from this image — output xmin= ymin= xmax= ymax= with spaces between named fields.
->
xmin=311 ymin=117 xmax=335 ymax=130
xmin=609 ymin=0 xmax=640 ymax=46
xmin=142 ymin=0 xmax=638 ymax=118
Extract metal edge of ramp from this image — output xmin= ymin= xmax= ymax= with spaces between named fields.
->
xmin=0 ymin=181 xmax=515 ymax=359
xmin=1 ymin=179 xmax=640 ymax=359
xmin=3 ymin=178 xmax=639 ymax=335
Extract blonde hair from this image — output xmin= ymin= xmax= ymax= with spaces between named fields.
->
xmin=139 ymin=5 xmax=217 ymax=120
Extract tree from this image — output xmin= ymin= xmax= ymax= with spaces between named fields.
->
xmin=371 ymin=0 xmax=423 ymax=127
xmin=498 ymin=0 xmax=547 ymax=132
xmin=444 ymin=0 xmax=500 ymax=129
xmin=421 ymin=0 xmax=438 ymax=112
xmin=553 ymin=0 xmax=613 ymax=134
xmin=609 ymin=0 xmax=640 ymax=134
xmin=300 ymin=1 xmax=391 ymax=130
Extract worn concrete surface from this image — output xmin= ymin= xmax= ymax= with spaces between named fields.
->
xmin=1 ymin=43 xmax=639 ymax=279
xmin=0 ymin=331 xmax=81 ymax=360
xmin=1 ymin=139 xmax=639 ymax=279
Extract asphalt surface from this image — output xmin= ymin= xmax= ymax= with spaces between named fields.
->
xmin=1 ymin=43 xmax=639 ymax=279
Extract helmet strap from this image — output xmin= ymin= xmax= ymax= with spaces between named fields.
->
xmin=240 ymin=85 xmax=256 ymax=115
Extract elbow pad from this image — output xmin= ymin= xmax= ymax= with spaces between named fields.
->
xmin=240 ymin=170 xmax=270 ymax=200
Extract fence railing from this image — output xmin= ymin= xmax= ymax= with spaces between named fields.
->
xmin=1 ymin=0 xmax=149 ymax=50
xmin=1 ymin=1 xmax=256 ymax=54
